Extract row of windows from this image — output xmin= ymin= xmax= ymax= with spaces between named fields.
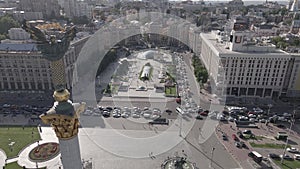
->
xmin=228 ymin=80 xmax=282 ymax=86
xmin=0 ymin=73 xmax=50 ymax=77
xmin=0 ymin=64 xmax=49 ymax=68
xmin=1 ymin=77 xmax=50 ymax=82
xmin=226 ymin=72 xmax=285 ymax=78
xmin=224 ymin=63 xmax=287 ymax=69
xmin=228 ymin=77 xmax=283 ymax=82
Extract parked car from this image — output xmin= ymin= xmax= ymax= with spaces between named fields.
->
xmin=199 ymin=110 xmax=209 ymax=116
xmin=280 ymin=154 xmax=293 ymax=160
xmin=228 ymin=117 xmax=235 ymax=122
xmin=149 ymin=118 xmax=169 ymax=125
xmin=143 ymin=111 xmax=152 ymax=119
xmin=259 ymin=119 xmax=266 ymax=123
xmin=165 ymin=109 xmax=172 ymax=115
xmin=105 ymin=107 xmax=113 ymax=111
xmin=232 ymin=134 xmax=239 ymax=141
xmin=243 ymin=130 xmax=252 ymax=135
xmin=121 ymin=112 xmax=130 ymax=118
xmin=240 ymin=141 xmax=247 ymax=148
xmin=275 ymin=124 xmax=286 ymax=129
xmin=287 ymin=147 xmax=298 ymax=153
xmin=132 ymin=113 xmax=140 ymax=118
xmin=235 ymin=141 xmax=241 ymax=148
xmin=294 ymin=154 xmax=300 ymax=160
xmin=237 ymin=131 xmax=244 ymax=139
xmin=222 ymin=134 xmax=228 ymax=141
xmin=102 ymin=111 xmax=110 ymax=118
xmin=112 ymin=112 xmax=121 ymax=118
xmin=196 ymin=115 xmax=203 ymax=120
xmin=268 ymin=153 xmax=280 ymax=159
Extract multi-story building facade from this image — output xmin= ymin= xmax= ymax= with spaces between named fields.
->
xmin=200 ymin=29 xmax=300 ymax=98
xmin=8 ymin=28 xmax=30 ymax=40
xmin=18 ymin=0 xmax=60 ymax=19
xmin=287 ymin=54 xmax=300 ymax=97
xmin=0 ymin=43 xmax=52 ymax=90
xmin=0 ymin=36 xmax=89 ymax=91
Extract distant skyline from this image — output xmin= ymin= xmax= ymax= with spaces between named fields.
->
xmin=169 ymin=0 xmax=287 ymax=1
xmin=168 ymin=0 xmax=289 ymax=5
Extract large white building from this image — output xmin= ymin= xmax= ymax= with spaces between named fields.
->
xmin=200 ymin=29 xmax=300 ymax=98
xmin=0 ymin=36 xmax=89 ymax=91
xmin=287 ymin=54 xmax=300 ymax=97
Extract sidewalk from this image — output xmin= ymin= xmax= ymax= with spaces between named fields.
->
xmin=0 ymin=149 xmax=6 ymax=168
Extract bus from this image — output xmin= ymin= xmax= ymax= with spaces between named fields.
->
xmin=248 ymin=151 xmax=262 ymax=163
xmin=176 ymin=107 xmax=185 ymax=115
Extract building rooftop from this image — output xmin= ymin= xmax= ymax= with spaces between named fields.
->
xmin=201 ymin=32 xmax=288 ymax=56
xmin=0 ymin=43 xmax=38 ymax=52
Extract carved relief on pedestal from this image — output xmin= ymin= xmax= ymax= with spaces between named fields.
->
xmin=41 ymin=114 xmax=80 ymax=140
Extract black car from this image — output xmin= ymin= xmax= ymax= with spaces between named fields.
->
xmin=222 ymin=134 xmax=228 ymax=141
xmin=275 ymin=124 xmax=285 ymax=129
xmin=196 ymin=115 xmax=203 ymax=120
xmin=237 ymin=131 xmax=244 ymax=139
xmin=268 ymin=153 xmax=280 ymax=159
xmin=149 ymin=118 xmax=169 ymax=125
xmin=105 ymin=107 xmax=113 ymax=111
xmin=243 ymin=130 xmax=252 ymax=135
xmin=165 ymin=109 xmax=172 ymax=115
xmin=102 ymin=111 xmax=110 ymax=118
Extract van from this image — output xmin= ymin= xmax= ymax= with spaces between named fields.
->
xmin=248 ymin=151 xmax=262 ymax=163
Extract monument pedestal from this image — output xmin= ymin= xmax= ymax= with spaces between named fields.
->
xmin=59 ymin=135 xmax=82 ymax=169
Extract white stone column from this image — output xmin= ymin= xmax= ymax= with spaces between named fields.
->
xmin=59 ymin=136 xmax=82 ymax=169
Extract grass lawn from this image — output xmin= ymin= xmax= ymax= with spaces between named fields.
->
xmin=273 ymin=159 xmax=300 ymax=169
xmin=243 ymin=134 xmax=265 ymax=140
xmin=249 ymin=142 xmax=290 ymax=149
xmin=5 ymin=161 xmax=46 ymax=169
xmin=165 ymin=86 xmax=177 ymax=96
xmin=0 ymin=127 xmax=41 ymax=158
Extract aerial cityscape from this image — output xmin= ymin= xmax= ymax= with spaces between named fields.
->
xmin=0 ymin=0 xmax=300 ymax=169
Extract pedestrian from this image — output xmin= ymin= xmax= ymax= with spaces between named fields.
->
xmin=38 ymin=124 xmax=42 ymax=133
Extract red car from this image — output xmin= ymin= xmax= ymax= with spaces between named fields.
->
xmin=232 ymin=134 xmax=239 ymax=141
xmin=199 ymin=110 xmax=209 ymax=116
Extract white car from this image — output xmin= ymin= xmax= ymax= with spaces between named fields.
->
xmin=287 ymin=147 xmax=298 ymax=153
xmin=294 ymin=154 xmax=300 ymax=160
xmin=259 ymin=119 xmax=266 ymax=123
xmin=132 ymin=113 xmax=140 ymax=118
xmin=150 ymin=114 xmax=160 ymax=119
xmin=121 ymin=112 xmax=130 ymax=118
xmin=143 ymin=110 xmax=152 ymax=118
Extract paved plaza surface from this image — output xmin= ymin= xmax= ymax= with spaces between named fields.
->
xmin=2 ymin=49 xmax=298 ymax=169
xmin=3 ymin=119 xmax=240 ymax=169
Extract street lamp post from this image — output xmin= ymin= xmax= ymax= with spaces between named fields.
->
xmin=267 ymin=104 xmax=273 ymax=116
xmin=179 ymin=113 xmax=183 ymax=137
xmin=281 ymin=109 xmax=296 ymax=164
xmin=210 ymin=147 xmax=215 ymax=168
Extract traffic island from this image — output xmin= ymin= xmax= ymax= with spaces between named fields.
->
xmin=28 ymin=142 xmax=60 ymax=162
xmin=161 ymin=156 xmax=195 ymax=169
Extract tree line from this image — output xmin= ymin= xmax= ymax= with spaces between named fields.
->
xmin=192 ymin=55 xmax=208 ymax=85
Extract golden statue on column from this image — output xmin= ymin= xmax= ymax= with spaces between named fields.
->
xmin=40 ymin=89 xmax=86 ymax=140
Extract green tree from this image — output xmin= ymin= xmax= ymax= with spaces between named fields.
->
xmin=0 ymin=15 xmax=20 ymax=35
xmin=0 ymin=34 xmax=6 ymax=40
